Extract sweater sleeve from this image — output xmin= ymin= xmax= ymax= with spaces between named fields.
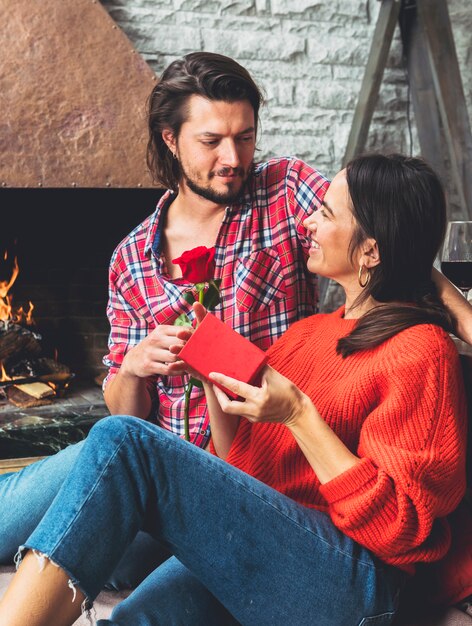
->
xmin=319 ymin=326 xmax=467 ymax=569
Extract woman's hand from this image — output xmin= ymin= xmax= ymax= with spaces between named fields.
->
xmin=209 ymin=366 xmax=311 ymax=427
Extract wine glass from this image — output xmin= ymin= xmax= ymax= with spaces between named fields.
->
xmin=441 ymin=221 xmax=472 ymax=299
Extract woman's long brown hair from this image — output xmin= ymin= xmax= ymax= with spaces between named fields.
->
xmin=337 ymin=154 xmax=453 ymax=357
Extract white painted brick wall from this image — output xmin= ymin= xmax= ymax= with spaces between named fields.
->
xmin=101 ymin=0 xmax=472 ymax=216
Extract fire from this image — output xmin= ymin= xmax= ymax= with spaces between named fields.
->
xmin=0 ymin=253 xmax=34 ymax=325
xmin=0 ymin=363 xmax=10 ymax=382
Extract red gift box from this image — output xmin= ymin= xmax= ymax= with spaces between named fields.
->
xmin=179 ymin=313 xmax=268 ymax=399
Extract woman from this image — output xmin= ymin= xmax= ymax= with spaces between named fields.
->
xmin=0 ymin=154 xmax=467 ymax=626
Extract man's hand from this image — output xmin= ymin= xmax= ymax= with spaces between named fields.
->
xmin=120 ymin=325 xmax=193 ymax=378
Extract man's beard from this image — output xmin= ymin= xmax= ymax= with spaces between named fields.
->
xmin=181 ymin=163 xmax=252 ymax=205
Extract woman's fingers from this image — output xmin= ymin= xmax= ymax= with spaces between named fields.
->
xmin=210 ymin=366 xmax=305 ymax=425
xmin=209 ymin=372 xmax=257 ymax=400
xmin=212 ymin=384 xmax=248 ymax=414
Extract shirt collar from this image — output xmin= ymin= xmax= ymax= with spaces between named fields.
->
xmin=144 ymin=189 xmax=176 ymax=258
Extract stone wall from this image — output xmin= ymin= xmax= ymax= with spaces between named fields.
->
xmin=101 ymin=0 xmax=471 ymax=186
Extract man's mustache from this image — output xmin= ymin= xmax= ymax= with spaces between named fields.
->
xmin=210 ymin=167 xmax=245 ymax=178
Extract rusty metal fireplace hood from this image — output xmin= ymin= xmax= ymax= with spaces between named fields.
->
xmin=1 ymin=0 xmax=157 ymax=188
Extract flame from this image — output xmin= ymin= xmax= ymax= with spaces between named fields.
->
xmin=26 ymin=301 xmax=34 ymax=324
xmin=0 ymin=294 xmax=13 ymax=322
xmin=0 ymin=364 xmax=11 ymax=382
xmin=0 ymin=256 xmax=19 ymax=300
xmin=0 ymin=253 xmax=34 ymax=325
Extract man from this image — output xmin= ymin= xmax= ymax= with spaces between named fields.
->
xmin=102 ymin=51 xmax=329 ymax=448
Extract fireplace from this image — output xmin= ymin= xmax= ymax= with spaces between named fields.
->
xmin=0 ymin=188 xmax=163 ymax=460
xmin=0 ymin=188 xmax=163 ymax=379
xmin=0 ymin=0 xmax=159 ymax=465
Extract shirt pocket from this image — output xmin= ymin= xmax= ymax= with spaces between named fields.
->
xmin=235 ymin=248 xmax=286 ymax=313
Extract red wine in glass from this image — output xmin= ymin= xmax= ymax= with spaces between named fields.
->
xmin=440 ymin=261 xmax=472 ymax=293
xmin=441 ymin=221 xmax=472 ymax=299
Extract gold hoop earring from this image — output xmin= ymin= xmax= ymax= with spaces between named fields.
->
xmin=358 ymin=265 xmax=371 ymax=288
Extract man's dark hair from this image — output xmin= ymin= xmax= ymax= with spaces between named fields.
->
xmin=146 ymin=52 xmax=264 ymax=190
xmin=337 ymin=153 xmax=453 ymax=356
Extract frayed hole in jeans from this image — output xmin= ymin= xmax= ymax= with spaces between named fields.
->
xmin=13 ymin=546 xmax=24 ymax=570
xmin=31 ymin=549 xmax=60 ymax=572
xmin=68 ymin=578 xmax=77 ymax=602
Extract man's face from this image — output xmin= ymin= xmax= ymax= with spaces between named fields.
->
xmin=166 ymin=95 xmax=256 ymax=205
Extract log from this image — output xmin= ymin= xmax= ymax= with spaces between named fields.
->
xmin=35 ymin=357 xmax=70 ymax=375
xmin=13 ymin=381 xmax=55 ymax=399
xmin=0 ymin=372 xmax=73 ymax=388
xmin=0 ymin=324 xmax=42 ymax=363
xmin=6 ymin=387 xmax=53 ymax=408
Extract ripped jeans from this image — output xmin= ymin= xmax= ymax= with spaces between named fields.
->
xmin=21 ymin=415 xmax=405 ymax=626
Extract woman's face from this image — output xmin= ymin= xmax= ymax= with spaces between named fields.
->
xmin=304 ymin=169 xmax=360 ymax=284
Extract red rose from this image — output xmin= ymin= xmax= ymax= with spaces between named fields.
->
xmin=172 ymin=246 xmax=216 ymax=283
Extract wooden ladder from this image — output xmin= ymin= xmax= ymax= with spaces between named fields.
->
xmin=343 ymin=0 xmax=472 ymax=219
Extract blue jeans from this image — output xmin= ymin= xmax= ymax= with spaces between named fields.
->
xmin=0 ymin=438 xmax=166 ymax=590
xmin=20 ymin=415 xmax=405 ymax=626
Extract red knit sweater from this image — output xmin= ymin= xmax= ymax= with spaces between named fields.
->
xmin=225 ymin=308 xmax=467 ymax=573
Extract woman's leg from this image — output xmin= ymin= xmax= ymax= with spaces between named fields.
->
xmin=0 ymin=551 xmax=84 ymax=626
xmin=0 ymin=415 xmax=404 ymax=626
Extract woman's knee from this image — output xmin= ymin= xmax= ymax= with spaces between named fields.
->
xmin=87 ymin=414 xmax=144 ymax=443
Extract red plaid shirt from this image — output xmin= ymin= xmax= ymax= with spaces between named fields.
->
xmin=103 ymin=157 xmax=329 ymax=447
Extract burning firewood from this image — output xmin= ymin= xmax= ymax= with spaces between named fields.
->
xmin=0 ymin=323 xmax=42 ymax=364
xmin=0 ymin=255 xmax=74 ymax=408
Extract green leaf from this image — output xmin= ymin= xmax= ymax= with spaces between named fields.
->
xmin=203 ymin=282 xmax=221 ymax=310
xmin=174 ymin=313 xmax=192 ymax=327
xmin=194 ymin=283 xmax=206 ymax=293
xmin=211 ymin=278 xmax=222 ymax=289
xmin=182 ymin=291 xmax=196 ymax=305
xmin=189 ymin=377 xmax=203 ymax=388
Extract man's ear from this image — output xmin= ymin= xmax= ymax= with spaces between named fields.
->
xmin=359 ymin=238 xmax=380 ymax=270
xmin=162 ymin=129 xmax=177 ymax=155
